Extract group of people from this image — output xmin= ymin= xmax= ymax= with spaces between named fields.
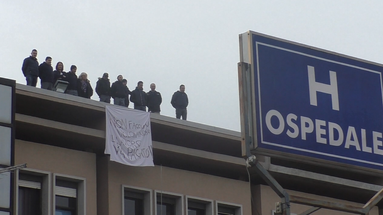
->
xmin=21 ymin=49 xmax=189 ymax=120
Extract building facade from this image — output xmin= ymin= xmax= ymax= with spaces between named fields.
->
xmin=1 ymin=81 xmax=382 ymax=215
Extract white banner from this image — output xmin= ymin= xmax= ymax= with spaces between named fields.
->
xmin=105 ymin=105 xmax=154 ymax=166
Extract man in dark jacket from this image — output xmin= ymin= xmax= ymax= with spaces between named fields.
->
xmin=147 ymin=83 xmax=162 ymax=113
xmin=130 ymin=81 xmax=147 ymax=111
xmin=96 ymin=73 xmax=111 ymax=103
xmin=22 ymin=49 xmax=39 ymax=87
xmin=64 ymin=65 xmax=78 ymax=96
xmin=38 ymin=56 xmax=54 ymax=90
xmin=111 ymin=75 xmax=130 ymax=106
xmin=171 ymin=84 xmax=189 ymax=120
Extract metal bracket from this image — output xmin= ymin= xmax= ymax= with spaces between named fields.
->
xmin=0 ymin=163 xmax=27 ymax=174
xmin=246 ymin=155 xmax=383 ymax=215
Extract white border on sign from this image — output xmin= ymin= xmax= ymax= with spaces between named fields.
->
xmin=255 ymin=41 xmax=383 ymax=168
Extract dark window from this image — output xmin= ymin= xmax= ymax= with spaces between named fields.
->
xmin=124 ymin=197 xmax=144 ymax=215
xmin=218 ymin=206 xmax=236 ymax=215
xmin=55 ymin=195 xmax=76 ymax=215
xmin=188 ymin=201 xmax=205 ymax=215
xmin=18 ymin=186 xmax=41 ymax=215
xmin=188 ymin=208 xmax=204 ymax=215
xmin=18 ymin=173 xmax=43 ymax=215
xmin=157 ymin=202 xmax=175 ymax=215
xmin=157 ymin=195 xmax=176 ymax=215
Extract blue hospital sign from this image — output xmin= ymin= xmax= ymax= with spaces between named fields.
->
xmin=240 ymin=32 xmax=383 ymax=171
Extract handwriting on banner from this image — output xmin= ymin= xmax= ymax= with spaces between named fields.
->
xmin=109 ymin=115 xmax=153 ymax=161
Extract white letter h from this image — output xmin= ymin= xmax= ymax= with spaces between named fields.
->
xmin=308 ymin=65 xmax=339 ymax=111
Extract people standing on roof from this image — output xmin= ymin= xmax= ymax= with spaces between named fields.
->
xmin=64 ymin=65 xmax=78 ymax=96
xmin=53 ymin=62 xmax=66 ymax=86
xmin=22 ymin=49 xmax=39 ymax=87
xmin=95 ymin=73 xmax=111 ymax=103
xmin=38 ymin=56 xmax=54 ymax=90
xmin=111 ymin=75 xmax=130 ymax=106
xmin=77 ymin=72 xmax=93 ymax=99
xmin=146 ymin=83 xmax=162 ymax=114
xmin=171 ymin=84 xmax=188 ymax=120
xmin=130 ymin=81 xmax=147 ymax=111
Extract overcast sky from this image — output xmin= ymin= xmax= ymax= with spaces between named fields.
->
xmin=1 ymin=1 xmax=383 ymax=131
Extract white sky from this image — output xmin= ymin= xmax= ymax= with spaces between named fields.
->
xmin=1 ymin=1 xmax=383 ymax=131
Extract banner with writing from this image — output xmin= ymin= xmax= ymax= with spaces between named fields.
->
xmin=105 ymin=105 xmax=154 ymax=166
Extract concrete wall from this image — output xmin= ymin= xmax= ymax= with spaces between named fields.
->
xmin=15 ymin=140 xmax=97 ymax=215
xmin=255 ymin=185 xmax=379 ymax=215
xmin=107 ymin=161 xmax=251 ymax=215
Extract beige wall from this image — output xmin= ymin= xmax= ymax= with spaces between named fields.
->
xmin=107 ymin=161 xmax=251 ymax=215
xmin=15 ymin=140 xmax=97 ymax=215
xmin=255 ymin=185 xmax=379 ymax=215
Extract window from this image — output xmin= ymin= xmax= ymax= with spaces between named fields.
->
xmin=187 ymin=196 xmax=213 ymax=215
xmin=155 ymin=191 xmax=183 ymax=215
xmin=216 ymin=202 xmax=242 ymax=215
xmin=54 ymin=175 xmax=85 ymax=215
xmin=123 ymin=186 xmax=152 ymax=215
xmin=17 ymin=170 xmax=50 ymax=215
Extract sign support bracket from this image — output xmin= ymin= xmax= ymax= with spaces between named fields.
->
xmin=246 ymin=155 xmax=383 ymax=215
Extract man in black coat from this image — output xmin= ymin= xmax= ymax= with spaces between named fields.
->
xmin=111 ymin=75 xmax=130 ymax=106
xmin=130 ymin=81 xmax=147 ymax=111
xmin=147 ymin=83 xmax=162 ymax=113
xmin=64 ymin=65 xmax=78 ymax=96
xmin=38 ymin=56 xmax=54 ymax=90
xmin=22 ymin=49 xmax=39 ymax=87
xmin=171 ymin=84 xmax=189 ymax=120
xmin=96 ymin=73 xmax=111 ymax=103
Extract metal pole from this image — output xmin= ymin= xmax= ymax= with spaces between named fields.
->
xmin=246 ymin=155 xmax=291 ymax=215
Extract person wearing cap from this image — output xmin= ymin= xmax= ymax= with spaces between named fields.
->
xmin=96 ymin=72 xmax=111 ymax=103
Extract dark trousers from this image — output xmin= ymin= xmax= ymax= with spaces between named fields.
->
xmin=134 ymin=105 xmax=146 ymax=111
xmin=100 ymin=95 xmax=111 ymax=103
xmin=176 ymin=108 xmax=187 ymax=120
xmin=65 ymin=90 xmax=78 ymax=96
xmin=41 ymin=82 xmax=53 ymax=90
xmin=114 ymin=97 xmax=125 ymax=106
xmin=26 ymin=75 xmax=38 ymax=87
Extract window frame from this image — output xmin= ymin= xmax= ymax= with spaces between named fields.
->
xmin=16 ymin=168 xmax=51 ymax=215
xmin=53 ymin=173 xmax=86 ymax=215
xmin=155 ymin=190 xmax=184 ymax=215
xmin=215 ymin=201 xmax=242 ymax=215
xmin=122 ymin=185 xmax=153 ymax=215
xmin=186 ymin=196 xmax=213 ymax=215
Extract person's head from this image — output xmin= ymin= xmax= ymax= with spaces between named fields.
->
xmin=79 ymin=72 xmax=88 ymax=80
xmin=150 ymin=83 xmax=156 ymax=91
xmin=102 ymin=73 xmax=109 ymax=79
xmin=31 ymin=49 xmax=37 ymax=58
xmin=70 ymin=65 xmax=77 ymax=73
xmin=122 ymin=79 xmax=127 ymax=86
xmin=137 ymin=81 xmax=143 ymax=90
xmin=45 ymin=56 xmax=52 ymax=65
xmin=56 ymin=62 xmax=64 ymax=71
xmin=117 ymin=75 xmax=123 ymax=81
xmin=179 ymin=84 xmax=185 ymax=92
